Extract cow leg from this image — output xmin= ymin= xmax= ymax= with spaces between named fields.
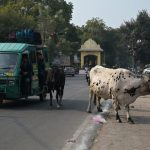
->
xmin=93 ymin=94 xmax=96 ymax=105
xmin=59 ymin=86 xmax=64 ymax=106
xmin=112 ymin=100 xmax=122 ymax=123
xmin=97 ymin=96 xmax=102 ymax=112
xmin=115 ymin=111 xmax=122 ymax=123
xmin=49 ymin=90 xmax=53 ymax=106
xmin=87 ymin=90 xmax=93 ymax=113
xmin=56 ymin=88 xmax=60 ymax=108
xmin=125 ymin=105 xmax=135 ymax=124
xmin=88 ymin=78 xmax=90 ymax=86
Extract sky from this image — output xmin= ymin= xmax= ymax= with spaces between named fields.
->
xmin=65 ymin=0 xmax=150 ymax=28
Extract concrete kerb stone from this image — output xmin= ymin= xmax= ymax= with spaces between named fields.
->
xmin=62 ymin=100 xmax=112 ymax=150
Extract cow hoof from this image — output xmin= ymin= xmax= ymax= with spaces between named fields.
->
xmin=59 ymin=102 xmax=63 ymax=106
xmin=57 ymin=104 xmax=60 ymax=108
xmin=130 ymin=105 xmax=134 ymax=108
xmin=97 ymin=107 xmax=103 ymax=112
xmin=117 ymin=119 xmax=122 ymax=123
xmin=127 ymin=118 xmax=135 ymax=124
xmin=87 ymin=110 xmax=91 ymax=113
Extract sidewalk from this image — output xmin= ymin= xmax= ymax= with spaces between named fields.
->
xmin=91 ymin=95 xmax=150 ymax=150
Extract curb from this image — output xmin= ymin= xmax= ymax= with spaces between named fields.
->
xmin=62 ymin=100 xmax=112 ymax=150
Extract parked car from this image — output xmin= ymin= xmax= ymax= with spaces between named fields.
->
xmin=143 ymin=68 xmax=150 ymax=74
xmin=64 ymin=66 xmax=75 ymax=76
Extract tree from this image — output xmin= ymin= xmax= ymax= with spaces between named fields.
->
xmin=40 ymin=0 xmax=73 ymax=24
xmin=79 ymin=18 xmax=130 ymax=67
xmin=35 ymin=0 xmax=74 ymax=60
xmin=81 ymin=18 xmax=106 ymax=44
xmin=47 ymin=24 xmax=81 ymax=64
xmin=0 ymin=3 xmax=36 ymax=41
xmin=120 ymin=10 xmax=150 ymax=67
xmin=35 ymin=0 xmax=73 ymax=42
xmin=0 ymin=0 xmax=75 ymax=60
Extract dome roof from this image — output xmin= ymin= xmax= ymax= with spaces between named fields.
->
xmin=79 ymin=39 xmax=103 ymax=52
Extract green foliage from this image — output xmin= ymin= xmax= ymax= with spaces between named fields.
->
xmin=120 ymin=10 xmax=150 ymax=66
xmin=40 ymin=0 xmax=73 ymax=24
xmin=47 ymin=38 xmax=57 ymax=62
xmin=35 ymin=0 xmax=75 ymax=60
xmin=79 ymin=18 xmax=130 ymax=67
xmin=0 ymin=3 xmax=36 ymax=41
xmin=0 ymin=0 xmax=78 ymax=62
xmin=81 ymin=18 xmax=106 ymax=43
xmin=47 ymin=24 xmax=81 ymax=60
xmin=2 ymin=0 xmax=147 ymax=68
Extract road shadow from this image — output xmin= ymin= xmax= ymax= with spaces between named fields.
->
xmin=109 ymin=110 xmax=150 ymax=125
xmin=139 ymin=95 xmax=150 ymax=99
xmin=60 ymin=99 xmax=88 ymax=112
xmin=133 ymin=115 xmax=150 ymax=124
xmin=0 ymin=98 xmax=88 ymax=112
xmin=131 ymin=108 xmax=150 ymax=113
xmin=0 ymin=98 xmax=47 ymax=110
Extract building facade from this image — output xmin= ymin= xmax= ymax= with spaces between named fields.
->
xmin=79 ymin=39 xmax=104 ymax=68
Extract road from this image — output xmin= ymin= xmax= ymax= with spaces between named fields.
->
xmin=0 ymin=75 xmax=89 ymax=150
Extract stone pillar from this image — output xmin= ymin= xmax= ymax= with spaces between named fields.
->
xmin=80 ymin=53 xmax=84 ymax=68
xmin=97 ymin=53 xmax=101 ymax=65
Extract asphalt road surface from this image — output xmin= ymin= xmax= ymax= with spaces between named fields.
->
xmin=0 ymin=75 xmax=90 ymax=150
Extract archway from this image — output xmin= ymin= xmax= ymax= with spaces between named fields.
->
xmin=78 ymin=39 xmax=104 ymax=68
xmin=84 ymin=55 xmax=97 ymax=67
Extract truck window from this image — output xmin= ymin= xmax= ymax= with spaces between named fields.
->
xmin=0 ymin=53 xmax=18 ymax=71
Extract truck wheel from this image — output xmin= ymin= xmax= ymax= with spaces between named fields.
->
xmin=0 ymin=99 xmax=3 ymax=104
xmin=40 ymin=93 xmax=45 ymax=101
xmin=0 ymin=93 xmax=4 ymax=104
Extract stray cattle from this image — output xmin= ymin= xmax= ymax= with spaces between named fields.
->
xmin=87 ymin=65 xmax=150 ymax=123
xmin=46 ymin=67 xmax=65 ymax=108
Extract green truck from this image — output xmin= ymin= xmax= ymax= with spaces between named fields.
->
xmin=0 ymin=43 xmax=49 ymax=103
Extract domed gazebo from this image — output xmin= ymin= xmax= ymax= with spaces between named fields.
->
xmin=78 ymin=39 xmax=104 ymax=68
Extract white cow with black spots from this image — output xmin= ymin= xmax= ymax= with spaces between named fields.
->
xmin=87 ymin=65 xmax=150 ymax=123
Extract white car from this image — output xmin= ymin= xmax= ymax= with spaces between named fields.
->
xmin=64 ymin=66 xmax=75 ymax=76
xmin=143 ymin=68 xmax=150 ymax=74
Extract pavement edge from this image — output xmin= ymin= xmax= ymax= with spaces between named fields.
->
xmin=62 ymin=100 xmax=112 ymax=150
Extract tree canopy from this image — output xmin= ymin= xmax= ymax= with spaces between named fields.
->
xmin=78 ymin=18 xmax=131 ymax=67
xmin=0 ymin=1 xmax=36 ymax=41
xmin=0 ymin=0 xmax=80 ymax=61
xmin=0 ymin=1 xmax=149 ymax=68
xmin=120 ymin=10 xmax=150 ymax=67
